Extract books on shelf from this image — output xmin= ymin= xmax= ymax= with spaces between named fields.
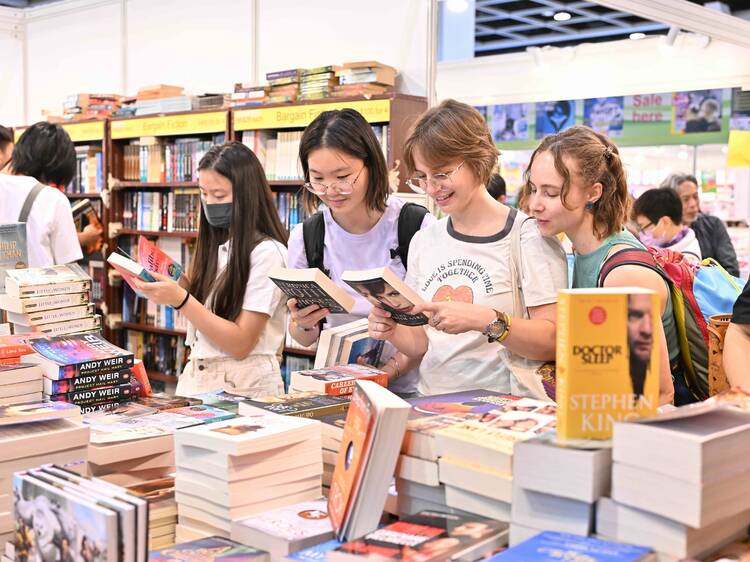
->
xmin=120 ymin=135 xmax=224 ymax=183
xmin=274 ymin=191 xmax=307 ymax=233
xmin=122 ymin=285 xmax=189 ymax=332
xmin=328 ymin=380 xmax=410 ymax=540
xmin=341 ymin=267 xmax=428 ymax=326
xmin=556 ymin=288 xmax=660 ymax=443
xmin=0 ymin=223 xmax=28 ymax=294
xmin=289 ymin=364 xmax=388 ymax=396
xmin=329 ymin=511 xmax=508 ymax=562
xmin=230 ymin=498 xmax=333 ymax=559
xmin=269 ymin=267 xmax=355 ymax=315
xmin=70 ymin=144 xmax=104 ymax=192
xmin=120 ymin=189 xmax=201 ymax=232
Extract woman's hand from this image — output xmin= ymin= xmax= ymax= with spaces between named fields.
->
xmin=368 ymin=305 xmax=398 ymax=340
xmin=412 ymin=301 xmax=495 ymax=335
xmin=132 ymin=271 xmax=187 ymax=307
xmin=287 ymin=298 xmax=329 ymax=330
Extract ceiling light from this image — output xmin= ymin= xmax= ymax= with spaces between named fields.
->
xmin=446 ymin=0 xmax=469 ymax=13
xmin=629 ymin=32 xmax=646 ymax=40
xmin=553 ymin=11 xmax=571 ymax=21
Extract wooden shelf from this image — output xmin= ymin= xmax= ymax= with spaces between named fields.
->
xmin=284 ymin=346 xmax=316 ymax=358
xmin=66 ymin=192 xmax=102 ymax=199
xmin=114 ymin=181 xmax=198 ymax=189
xmin=117 ymin=229 xmax=198 ymax=239
xmin=119 ymin=322 xmax=187 ymax=336
xmin=148 ymin=371 xmax=178 ymax=384
xmin=269 ymin=180 xmax=303 ymax=189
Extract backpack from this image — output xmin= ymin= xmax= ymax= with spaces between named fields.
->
xmin=302 ymin=202 xmax=429 ymax=276
xmin=598 ymin=247 xmax=743 ymax=401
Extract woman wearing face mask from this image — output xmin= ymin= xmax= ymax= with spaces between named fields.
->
xmin=287 ymin=109 xmax=434 ymax=397
xmin=368 ymin=100 xmax=567 ymax=396
xmin=521 ymin=125 xmax=675 ymax=405
xmin=134 ymin=142 xmax=289 ymax=397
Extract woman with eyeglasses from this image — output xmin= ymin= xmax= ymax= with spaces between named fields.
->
xmin=368 ymin=99 xmax=567 ymax=396
xmin=286 ymin=108 xmax=434 ymax=396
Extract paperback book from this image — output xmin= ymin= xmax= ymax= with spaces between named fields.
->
xmin=162 ymin=404 xmax=237 ymax=423
xmin=341 ymin=267 xmax=428 ymax=326
xmin=27 ymin=333 xmax=135 ymax=380
xmin=487 ymin=531 xmax=653 ymax=562
xmin=0 ymin=223 xmax=28 ymax=294
xmin=240 ymin=392 xmax=351 ymax=419
xmin=49 ymin=382 xmax=133 ymax=406
xmin=149 ymin=536 xmax=269 ymax=562
xmin=290 ymin=364 xmax=388 ymax=396
xmin=269 ymin=267 xmax=355 ymax=314
xmin=44 ymin=369 xmax=132 ymax=394
xmin=4 ymin=263 xmax=91 ymax=298
xmin=0 ymin=291 xmax=89 ymax=314
xmin=0 ymin=400 xmax=80 ymax=426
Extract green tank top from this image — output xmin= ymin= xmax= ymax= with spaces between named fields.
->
xmin=572 ymin=229 xmax=680 ymax=362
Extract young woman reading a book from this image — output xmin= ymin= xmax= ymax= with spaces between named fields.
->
xmin=133 ymin=142 xmax=289 ymax=397
xmin=286 ymin=108 xmax=434 ymax=396
xmin=520 ymin=126 xmax=674 ymax=405
xmin=368 ymin=100 xmax=567 ymax=396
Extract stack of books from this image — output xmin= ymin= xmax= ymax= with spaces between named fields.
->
xmin=334 ymin=61 xmax=396 ymax=98
xmin=313 ymin=319 xmax=384 ymax=369
xmin=172 ymin=412 xmax=323 ymax=540
xmin=318 ymin=411 xmax=345 ymax=496
xmin=134 ymin=84 xmax=192 ymax=115
xmin=62 ymin=93 xmax=122 ymax=120
xmin=288 ymin=364 xmax=387 ymax=396
xmin=598 ymin=406 xmax=750 ymax=560
xmin=0 ymin=401 xmax=85 ymax=545
xmin=231 ymin=498 xmax=333 ymax=559
xmin=396 ymin=391 xmax=517 ymax=518
xmin=127 ymin=476 xmax=178 ymax=550
xmin=509 ymin=431 xmax=611 ymax=545
xmin=12 ymin=464 xmax=148 ymax=562
xmin=231 ymin=83 xmax=268 ymax=107
xmin=266 ymin=68 xmax=302 ymax=103
xmin=0 ymin=264 xmax=100 ymax=337
xmin=299 ymin=66 xmax=340 ymax=101
xmin=433 ymin=397 xmax=556 ymax=522
xmin=0 ymin=335 xmax=42 ymax=406
xmin=27 ymin=332 xmax=137 ymax=414
xmin=192 ymin=93 xmax=227 ymax=110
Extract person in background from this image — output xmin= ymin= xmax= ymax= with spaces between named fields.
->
xmin=369 ymin=100 xmax=567 ymax=396
xmin=133 ymin=142 xmax=289 ymax=397
xmin=661 ymin=173 xmax=739 ymax=275
xmin=286 ymin=108 xmax=434 ymax=397
xmin=0 ymin=125 xmax=13 ymax=171
xmin=0 ymin=122 xmax=82 ymax=266
xmin=521 ymin=125 xmax=675 ymax=405
xmin=631 ymin=187 xmax=702 ymax=262
xmin=487 ymin=173 xmax=507 ymax=203
xmin=724 ymin=277 xmax=750 ymax=391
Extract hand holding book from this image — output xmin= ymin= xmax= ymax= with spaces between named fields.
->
xmin=131 ymin=271 xmax=189 ymax=308
xmin=287 ymin=298 xmax=330 ymax=331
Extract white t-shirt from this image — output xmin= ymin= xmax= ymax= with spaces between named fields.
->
xmin=405 ymin=208 xmax=568 ymax=396
xmin=667 ymin=228 xmax=702 ymax=264
xmin=0 ymin=174 xmax=82 ymax=266
xmin=189 ymin=238 xmax=288 ymax=359
xmin=288 ymin=196 xmax=435 ymax=393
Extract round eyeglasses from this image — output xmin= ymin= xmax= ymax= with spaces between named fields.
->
xmin=407 ymin=161 xmax=465 ymax=194
xmin=304 ymin=166 xmax=365 ymax=196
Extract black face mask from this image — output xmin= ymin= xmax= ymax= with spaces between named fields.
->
xmin=202 ymin=201 xmax=232 ymax=229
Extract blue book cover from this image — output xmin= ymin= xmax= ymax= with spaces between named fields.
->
xmin=0 ymin=223 xmax=28 ymax=294
xmin=287 ymin=539 xmax=342 ymax=562
xmin=489 ymin=531 xmax=652 ymax=562
xmin=407 ymin=389 xmax=520 ymax=419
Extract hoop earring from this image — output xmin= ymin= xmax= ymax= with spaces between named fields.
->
xmin=585 ymin=202 xmax=594 ymax=210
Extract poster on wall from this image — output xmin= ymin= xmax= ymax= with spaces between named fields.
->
xmin=672 ymin=89 xmax=723 ymax=134
xmin=730 ymin=88 xmax=750 ymax=131
xmin=535 ymin=100 xmax=576 ymax=139
xmin=489 ymin=103 xmax=531 ymax=142
xmin=583 ymin=97 xmax=625 ymax=137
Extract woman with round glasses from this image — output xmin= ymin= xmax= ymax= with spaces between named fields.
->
xmin=286 ymin=108 xmax=434 ymax=395
xmin=368 ymin=99 xmax=567 ymax=396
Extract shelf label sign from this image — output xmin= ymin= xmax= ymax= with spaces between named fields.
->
xmin=62 ymin=121 xmax=105 ymax=142
xmin=111 ymin=111 xmax=227 ymax=139
xmin=233 ymin=99 xmax=391 ymax=131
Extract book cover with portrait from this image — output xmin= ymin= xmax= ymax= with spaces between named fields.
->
xmin=556 ymin=288 xmax=659 ymax=442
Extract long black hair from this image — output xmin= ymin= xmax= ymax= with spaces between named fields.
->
xmin=298 ymin=108 xmax=389 ymax=215
xmin=190 ymin=141 xmax=288 ymax=321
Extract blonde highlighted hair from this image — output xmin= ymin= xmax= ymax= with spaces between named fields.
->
xmin=519 ymin=125 xmax=629 ymax=239
xmin=403 ymin=99 xmax=498 ymax=186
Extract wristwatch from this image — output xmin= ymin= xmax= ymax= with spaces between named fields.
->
xmin=482 ymin=309 xmax=511 ymax=343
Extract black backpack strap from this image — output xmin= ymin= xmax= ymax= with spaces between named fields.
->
xmin=391 ymin=202 xmax=429 ymax=270
xmin=302 ymin=212 xmax=329 ymax=276
xmin=18 ymin=183 xmax=46 ymax=223
xmin=597 ymin=248 xmax=666 ymax=288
